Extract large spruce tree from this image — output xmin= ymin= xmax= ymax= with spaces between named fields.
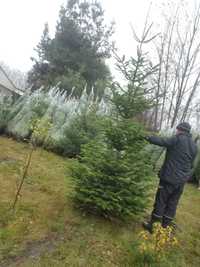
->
xmin=71 ymin=24 xmax=158 ymax=220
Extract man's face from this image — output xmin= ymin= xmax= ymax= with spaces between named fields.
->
xmin=176 ymin=128 xmax=181 ymax=135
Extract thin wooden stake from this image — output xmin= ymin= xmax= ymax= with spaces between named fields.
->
xmin=12 ymin=145 xmax=35 ymax=210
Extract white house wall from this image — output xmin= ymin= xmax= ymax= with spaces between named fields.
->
xmin=0 ymin=85 xmax=12 ymax=98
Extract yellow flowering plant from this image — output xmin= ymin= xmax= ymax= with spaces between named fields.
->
xmin=136 ymin=223 xmax=179 ymax=265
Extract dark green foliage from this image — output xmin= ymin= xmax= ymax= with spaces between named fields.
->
xmin=71 ymin=37 xmax=156 ymax=219
xmin=28 ymin=0 xmax=114 ymax=95
xmin=112 ymin=85 xmax=150 ymax=119
xmin=54 ymin=70 xmax=86 ymax=98
xmin=28 ymin=23 xmax=52 ymax=89
xmin=192 ymin=144 xmax=200 ymax=184
xmin=0 ymin=97 xmax=13 ymax=134
xmin=105 ymin=119 xmax=146 ymax=151
xmin=59 ymin=109 xmax=105 ymax=157
xmin=71 ymin=119 xmax=153 ymax=219
xmin=112 ymin=44 xmax=158 ymax=120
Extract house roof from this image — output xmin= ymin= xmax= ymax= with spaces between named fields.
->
xmin=0 ymin=65 xmax=24 ymax=96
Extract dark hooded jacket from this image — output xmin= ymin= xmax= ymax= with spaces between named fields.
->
xmin=147 ymin=132 xmax=197 ymax=185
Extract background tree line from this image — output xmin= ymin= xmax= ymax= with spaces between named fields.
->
xmin=2 ymin=0 xmax=200 ymax=132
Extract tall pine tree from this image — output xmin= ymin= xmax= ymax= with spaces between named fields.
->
xmin=28 ymin=0 xmax=114 ymax=96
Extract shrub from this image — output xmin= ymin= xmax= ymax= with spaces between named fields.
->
xmin=192 ymin=147 xmax=200 ymax=185
xmin=5 ymin=87 xmax=110 ymax=154
xmin=7 ymin=93 xmax=49 ymax=139
xmin=58 ymin=109 xmax=105 ymax=157
xmin=30 ymin=117 xmax=53 ymax=147
xmin=71 ymin=119 xmax=153 ymax=219
xmin=0 ymin=97 xmax=13 ymax=134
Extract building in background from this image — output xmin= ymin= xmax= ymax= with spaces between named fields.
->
xmin=0 ymin=66 xmax=24 ymax=98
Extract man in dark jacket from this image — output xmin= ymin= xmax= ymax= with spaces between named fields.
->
xmin=143 ymin=122 xmax=197 ymax=232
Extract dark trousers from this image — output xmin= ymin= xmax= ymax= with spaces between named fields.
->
xmin=151 ymin=180 xmax=184 ymax=227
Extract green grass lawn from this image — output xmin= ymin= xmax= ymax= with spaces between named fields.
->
xmin=0 ymin=136 xmax=200 ymax=267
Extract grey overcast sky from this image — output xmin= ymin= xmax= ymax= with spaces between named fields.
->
xmin=0 ymin=0 xmax=190 ymax=72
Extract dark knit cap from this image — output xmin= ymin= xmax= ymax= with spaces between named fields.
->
xmin=176 ymin=122 xmax=191 ymax=133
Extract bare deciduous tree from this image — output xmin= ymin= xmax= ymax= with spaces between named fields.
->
xmin=152 ymin=1 xmax=200 ymax=130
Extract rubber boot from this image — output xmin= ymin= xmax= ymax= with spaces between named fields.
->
xmin=142 ymin=221 xmax=153 ymax=233
xmin=142 ymin=214 xmax=162 ymax=234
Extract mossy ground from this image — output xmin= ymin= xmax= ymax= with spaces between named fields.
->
xmin=0 ymin=136 xmax=199 ymax=266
